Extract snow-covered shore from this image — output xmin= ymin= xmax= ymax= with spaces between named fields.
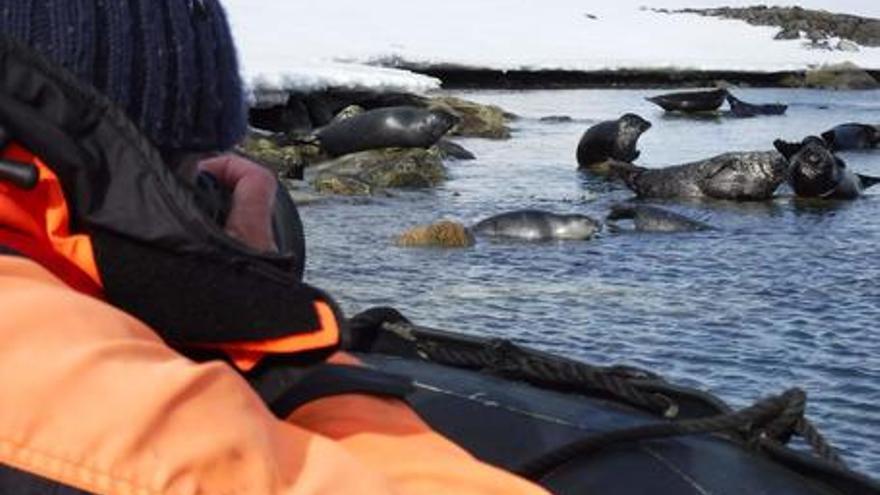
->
xmin=223 ymin=1 xmax=880 ymax=94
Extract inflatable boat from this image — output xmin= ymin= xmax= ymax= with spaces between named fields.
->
xmin=261 ymin=311 xmax=880 ymax=495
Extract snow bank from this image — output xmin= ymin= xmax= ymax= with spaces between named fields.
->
xmin=223 ymin=0 xmax=880 ymax=94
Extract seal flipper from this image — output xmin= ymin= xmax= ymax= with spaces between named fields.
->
xmin=773 ymin=139 xmax=801 ymax=160
xmin=820 ymin=130 xmax=837 ymax=148
xmin=857 ymin=174 xmax=880 ymax=191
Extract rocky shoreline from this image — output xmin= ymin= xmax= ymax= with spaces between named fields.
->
xmin=380 ymin=65 xmax=880 ymax=90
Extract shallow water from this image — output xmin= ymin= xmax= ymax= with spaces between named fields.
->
xmin=299 ymin=88 xmax=880 ymax=477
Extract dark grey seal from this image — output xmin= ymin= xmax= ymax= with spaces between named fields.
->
xmin=606 ymin=204 xmax=712 ymax=233
xmin=646 ymin=89 xmax=728 ymax=113
xmin=774 ymin=136 xmax=880 ymax=199
xmin=315 ymin=106 xmax=458 ymax=157
xmin=820 ymin=123 xmax=880 ymax=151
xmin=726 ymin=94 xmax=787 ymax=118
xmin=612 ymin=151 xmax=787 ymax=201
xmin=471 ymin=209 xmax=601 ymax=241
xmin=576 ymin=113 xmax=652 ymax=173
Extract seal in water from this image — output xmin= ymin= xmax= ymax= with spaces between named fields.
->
xmin=471 ymin=210 xmax=601 ymax=241
xmin=820 ymin=123 xmax=880 ymax=151
xmin=726 ymin=94 xmax=787 ymax=118
xmin=774 ymin=136 xmax=880 ymax=199
xmin=576 ymin=114 xmax=652 ymax=174
xmin=315 ymin=106 xmax=458 ymax=157
xmin=611 ymin=151 xmax=787 ymax=201
xmin=646 ymin=88 xmax=728 ymax=113
xmin=606 ymin=204 xmax=712 ymax=233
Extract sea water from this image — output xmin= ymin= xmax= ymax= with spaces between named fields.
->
xmin=299 ymin=88 xmax=880 ymax=477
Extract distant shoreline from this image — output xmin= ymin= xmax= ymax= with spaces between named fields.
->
xmin=396 ymin=65 xmax=880 ymax=90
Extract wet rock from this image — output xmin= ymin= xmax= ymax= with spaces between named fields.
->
xmin=804 ymin=62 xmax=879 ymax=90
xmin=427 ymin=96 xmax=511 ymax=139
xmin=540 ymin=115 xmax=574 ymax=123
xmin=395 ymin=220 xmax=475 ymax=248
xmin=238 ymin=134 xmax=325 ymax=179
xmin=313 ymin=175 xmax=373 ymax=196
xmin=435 ymin=139 xmax=476 ymax=160
xmin=309 ymin=147 xmax=447 ymax=196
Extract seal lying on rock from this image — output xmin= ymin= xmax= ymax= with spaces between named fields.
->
xmin=576 ymin=114 xmax=652 ymax=174
xmin=612 ymin=151 xmax=787 ymax=201
xmin=472 ymin=210 xmax=601 ymax=241
xmin=606 ymin=204 xmax=712 ymax=233
xmin=315 ymin=106 xmax=458 ymax=157
xmin=774 ymin=136 xmax=880 ymax=199
xmin=726 ymin=94 xmax=787 ymax=117
xmin=646 ymin=89 xmax=728 ymax=113
xmin=820 ymin=123 xmax=880 ymax=151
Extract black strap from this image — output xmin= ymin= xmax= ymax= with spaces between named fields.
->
xmin=0 ymin=245 xmax=20 ymax=256
xmin=268 ymin=364 xmax=415 ymax=418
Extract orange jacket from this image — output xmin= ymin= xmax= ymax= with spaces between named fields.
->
xmin=0 ymin=255 xmax=548 ymax=495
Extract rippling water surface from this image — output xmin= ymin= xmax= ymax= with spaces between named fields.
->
xmin=299 ymin=88 xmax=880 ymax=476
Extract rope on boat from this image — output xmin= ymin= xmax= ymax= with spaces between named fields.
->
xmin=404 ymin=331 xmax=678 ymax=418
xmin=515 ymin=388 xmax=846 ymax=481
xmin=378 ymin=322 xmax=848 ymax=481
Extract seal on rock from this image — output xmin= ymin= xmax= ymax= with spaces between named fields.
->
xmin=612 ymin=151 xmax=787 ymax=201
xmin=606 ymin=204 xmax=713 ymax=233
xmin=576 ymin=113 xmax=652 ymax=174
xmin=820 ymin=123 xmax=880 ymax=151
xmin=774 ymin=136 xmax=880 ymax=199
xmin=472 ymin=210 xmax=601 ymax=241
xmin=315 ymin=106 xmax=459 ymax=157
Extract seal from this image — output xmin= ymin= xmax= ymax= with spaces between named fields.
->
xmin=606 ymin=204 xmax=712 ymax=233
xmin=726 ymin=94 xmax=787 ymax=118
xmin=471 ymin=210 xmax=601 ymax=241
xmin=774 ymin=136 xmax=880 ymax=199
xmin=611 ymin=151 xmax=787 ymax=201
xmin=646 ymin=89 xmax=728 ymax=113
xmin=576 ymin=113 xmax=652 ymax=174
xmin=315 ymin=106 xmax=459 ymax=157
xmin=820 ymin=123 xmax=880 ymax=151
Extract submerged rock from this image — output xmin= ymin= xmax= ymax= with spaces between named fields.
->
xmin=395 ymin=220 xmax=475 ymax=248
xmin=309 ymin=147 xmax=447 ymax=196
xmin=427 ymin=96 xmax=511 ymax=139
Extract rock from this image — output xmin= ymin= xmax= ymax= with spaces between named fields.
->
xmin=836 ymin=40 xmax=861 ymax=52
xmin=309 ymin=147 xmax=447 ymax=196
xmin=238 ymin=134 xmax=324 ymax=179
xmin=434 ymin=139 xmax=476 ymax=160
xmin=427 ymin=96 xmax=511 ymax=139
xmin=313 ymin=175 xmax=373 ymax=196
xmin=540 ymin=115 xmax=574 ymax=123
xmin=774 ymin=27 xmax=801 ymax=40
xmin=804 ymin=62 xmax=880 ymax=90
xmin=395 ymin=221 xmax=475 ymax=248
xmin=330 ymin=105 xmax=366 ymax=123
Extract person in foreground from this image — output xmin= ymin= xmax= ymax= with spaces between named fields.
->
xmin=0 ymin=1 xmax=547 ymax=494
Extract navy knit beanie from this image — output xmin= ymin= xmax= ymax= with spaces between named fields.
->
xmin=0 ymin=0 xmax=247 ymax=155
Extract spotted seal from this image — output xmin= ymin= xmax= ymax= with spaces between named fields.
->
xmin=471 ymin=210 xmax=601 ymax=241
xmin=576 ymin=113 xmax=652 ymax=174
xmin=820 ymin=123 xmax=880 ymax=151
xmin=774 ymin=136 xmax=880 ymax=199
xmin=611 ymin=151 xmax=787 ymax=201
xmin=606 ymin=204 xmax=712 ymax=233
xmin=315 ymin=106 xmax=458 ymax=157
